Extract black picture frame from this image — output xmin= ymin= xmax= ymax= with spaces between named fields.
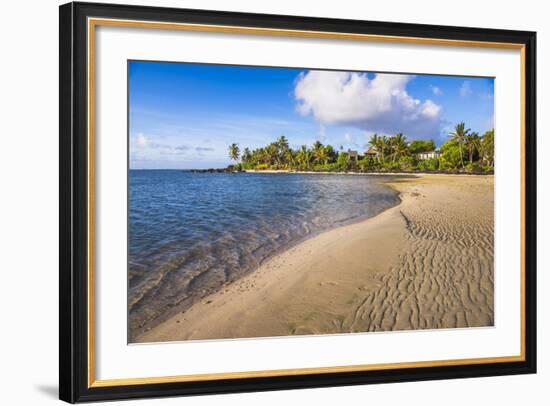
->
xmin=59 ymin=1 xmax=537 ymax=403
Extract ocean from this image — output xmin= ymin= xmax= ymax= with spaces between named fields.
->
xmin=128 ymin=170 xmax=400 ymax=339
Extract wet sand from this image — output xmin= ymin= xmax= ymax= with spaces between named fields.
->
xmin=137 ymin=174 xmax=494 ymax=343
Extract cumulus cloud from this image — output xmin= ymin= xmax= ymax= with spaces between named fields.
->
xmin=459 ymin=81 xmax=473 ymax=97
xmin=430 ymin=85 xmax=443 ymax=96
xmin=136 ymin=133 xmax=150 ymax=147
xmin=294 ymin=71 xmax=442 ymax=138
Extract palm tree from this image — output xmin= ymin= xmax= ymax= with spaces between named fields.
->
xmin=284 ymin=148 xmax=296 ymax=169
xmin=375 ymin=135 xmax=389 ymax=163
xmin=320 ymin=147 xmax=330 ymax=164
xmin=312 ymin=141 xmax=328 ymax=164
xmin=276 ymin=135 xmax=289 ymax=166
xmin=464 ymin=132 xmax=481 ymax=164
xmin=228 ymin=143 xmax=240 ymax=162
xmin=265 ymin=143 xmax=278 ymax=166
xmin=241 ymin=147 xmax=251 ymax=163
xmin=256 ymin=147 xmax=269 ymax=164
xmin=368 ymin=133 xmax=380 ymax=160
xmin=296 ymin=145 xmax=312 ymax=170
xmin=449 ymin=122 xmax=470 ymax=168
xmin=368 ymin=134 xmax=379 ymax=150
xmin=276 ymin=135 xmax=289 ymax=151
xmin=368 ymin=133 xmax=379 ymax=148
xmin=312 ymin=140 xmax=323 ymax=151
xmin=480 ymin=129 xmax=494 ymax=166
xmin=391 ymin=133 xmax=409 ymax=162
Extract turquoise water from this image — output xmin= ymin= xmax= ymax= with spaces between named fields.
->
xmin=128 ymin=171 xmax=399 ymax=337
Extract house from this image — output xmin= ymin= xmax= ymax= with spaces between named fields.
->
xmin=417 ymin=150 xmax=442 ymax=160
xmin=348 ymin=150 xmax=359 ymax=162
xmin=364 ymin=147 xmax=379 ymax=159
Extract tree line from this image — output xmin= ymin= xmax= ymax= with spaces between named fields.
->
xmin=227 ymin=122 xmax=494 ymax=173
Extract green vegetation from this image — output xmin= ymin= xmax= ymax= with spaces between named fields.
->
xmin=228 ymin=123 xmax=494 ymax=174
xmin=408 ymin=139 xmax=436 ymax=154
xmin=228 ymin=143 xmax=240 ymax=162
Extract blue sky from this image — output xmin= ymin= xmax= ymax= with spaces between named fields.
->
xmin=129 ymin=61 xmax=494 ymax=169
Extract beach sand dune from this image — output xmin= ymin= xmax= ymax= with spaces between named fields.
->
xmin=137 ymin=174 xmax=494 ymax=343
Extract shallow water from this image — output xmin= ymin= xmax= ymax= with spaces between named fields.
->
xmin=129 ymin=171 xmax=400 ymax=338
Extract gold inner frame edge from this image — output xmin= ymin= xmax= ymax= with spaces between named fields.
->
xmin=86 ymin=17 xmax=527 ymax=388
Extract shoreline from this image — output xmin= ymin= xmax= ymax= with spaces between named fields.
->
xmin=129 ymin=175 xmax=402 ymax=340
xmin=242 ymin=169 xmax=492 ymax=176
xmin=136 ymin=174 xmax=494 ymax=343
xmin=181 ymin=168 xmax=493 ymax=176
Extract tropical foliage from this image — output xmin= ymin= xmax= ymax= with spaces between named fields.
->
xmin=409 ymin=139 xmax=436 ymax=154
xmin=228 ymin=124 xmax=494 ymax=174
xmin=228 ymin=143 xmax=240 ymax=162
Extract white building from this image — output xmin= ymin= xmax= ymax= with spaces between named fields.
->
xmin=417 ymin=150 xmax=442 ymax=160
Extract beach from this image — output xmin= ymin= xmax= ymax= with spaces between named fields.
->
xmin=136 ymin=174 xmax=494 ymax=343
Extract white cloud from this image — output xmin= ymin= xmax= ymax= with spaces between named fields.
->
xmin=134 ymin=133 xmax=166 ymax=149
xmin=459 ymin=81 xmax=473 ymax=97
xmin=421 ymin=100 xmax=442 ymax=117
xmin=344 ymin=133 xmax=353 ymax=142
xmin=133 ymin=133 xmax=215 ymax=156
xmin=430 ymin=85 xmax=443 ymax=96
xmin=294 ymin=71 xmax=443 ymax=138
xmin=136 ymin=133 xmax=150 ymax=147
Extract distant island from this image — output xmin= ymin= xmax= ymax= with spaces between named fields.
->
xmin=217 ymin=122 xmax=494 ymax=174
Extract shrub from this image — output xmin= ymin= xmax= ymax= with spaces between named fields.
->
xmin=337 ymin=152 xmax=351 ymax=171
xmin=440 ymin=140 xmax=464 ymax=169
xmin=254 ymin=163 xmax=269 ymax=170
xmin=239 ymin=162 xmax=255 ymax=170
xmin=382 ymin=161 xmax=401 ymax=172
xmin=398 ymin=156 xmax=416 ymax=171
xmin=418 ymin=157 xmax=440 ymax=171
xmin=465 ymin=162 xmax=483 ymax=173
xmin=357 ymin=157 xmax=380 ymax=171
xmin=313 ymin=163 xmax=340 ymax=172
xmin=441 ymin=149 xmax=462 ymax=169
xmin=409 ymin=140 xmax=436 ymax=154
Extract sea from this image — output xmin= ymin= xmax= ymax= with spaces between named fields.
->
xmin=128 ymin=170 xmax=400 ymax=338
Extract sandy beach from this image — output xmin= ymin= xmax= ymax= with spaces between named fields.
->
xmin=137 ymin=174 xmax=494 ymax=343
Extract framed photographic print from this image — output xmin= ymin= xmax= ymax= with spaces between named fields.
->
xmin=59 ymin=2 xmax=537 ymax=403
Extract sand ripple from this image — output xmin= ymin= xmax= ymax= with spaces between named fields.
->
xmin=346 ymin=177 xmax=494 ymax=332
